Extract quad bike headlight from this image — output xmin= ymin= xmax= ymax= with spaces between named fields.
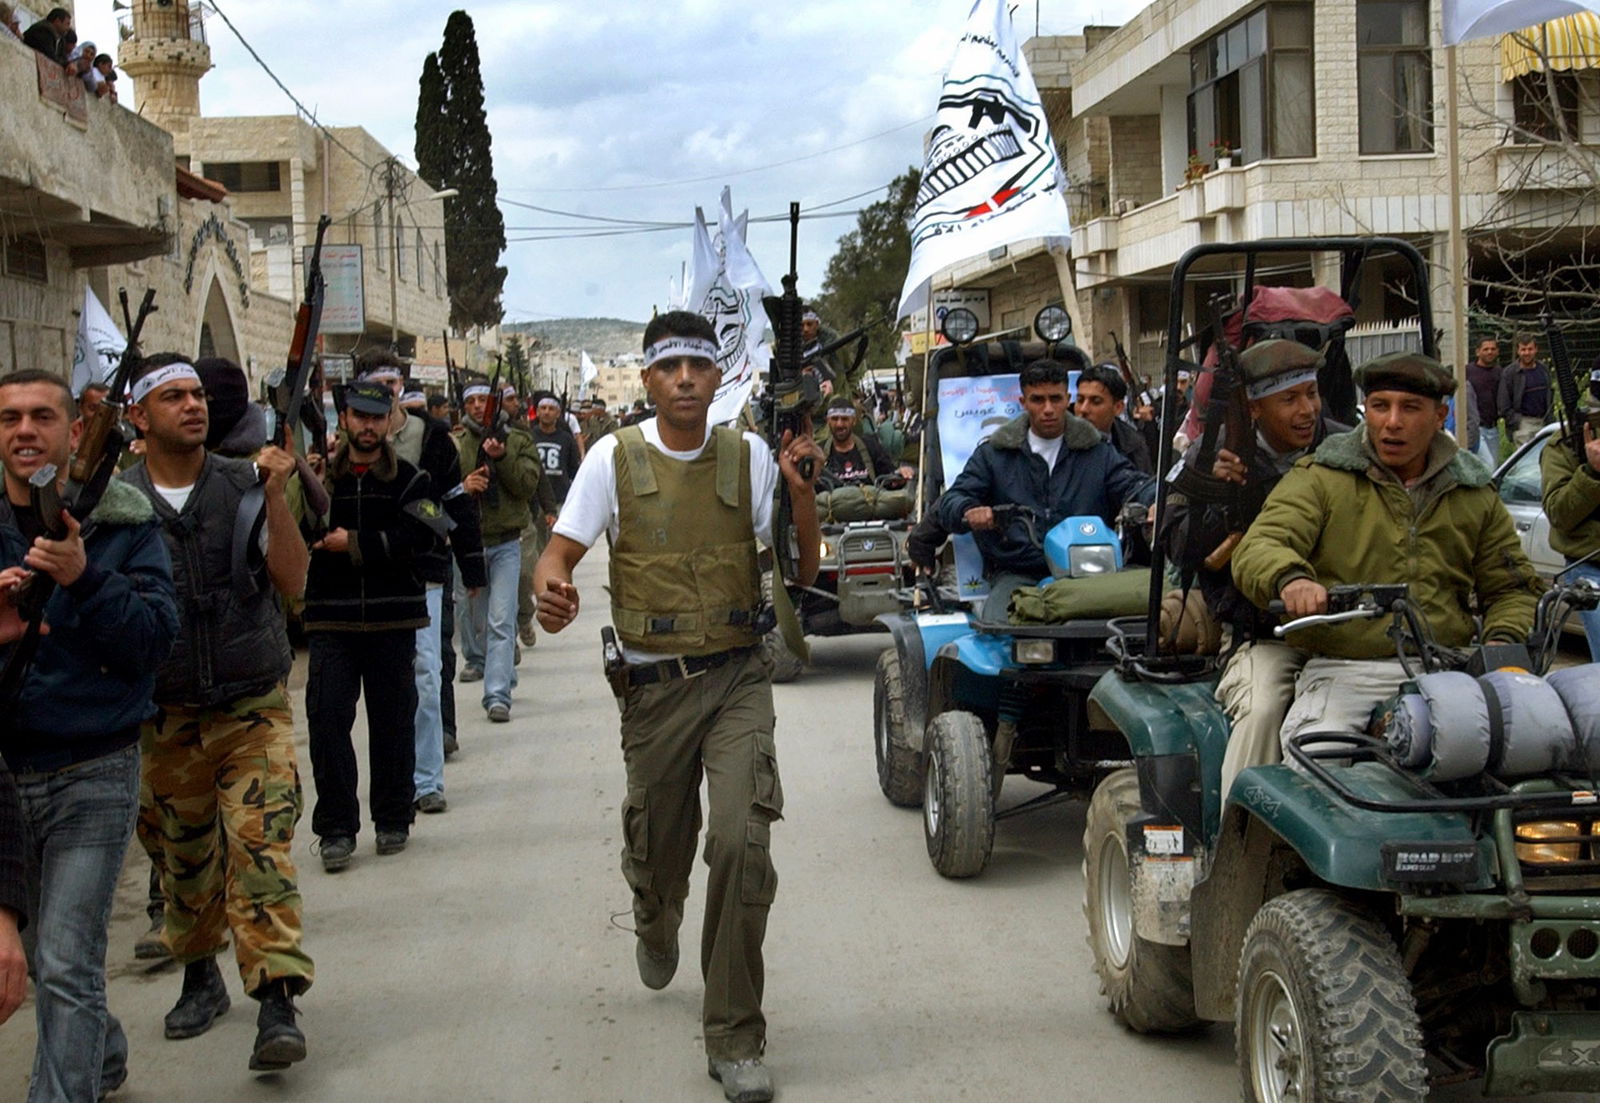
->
xmin=1515 ymin=820 xmax=1586 ymax=863
xmin=1068 ymin=545 xmax=1118 ymax=578
xmin=1014 ymin=639 xmax=1055 ymax=664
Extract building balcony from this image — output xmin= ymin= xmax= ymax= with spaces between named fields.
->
xmin=1202 ymin=165 xmax=1247 ymax=213
xmin=1496 ymin=142 xmax=1598 ymax=191
xmin=1177 ymin=182 xmax=1206 ymax=222
xmin=1079 ymin=216 xmax=1119 ymax=254
xmin=0 ymin=35 xmax=174 ymax=267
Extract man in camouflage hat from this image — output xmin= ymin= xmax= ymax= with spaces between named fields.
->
xmin=122 ymin=354 xmax=314 ymax=1070
xmin=1233 ymin=351 xmax=1540 ymax=756
xmin=1160 ymin=339 xmax=1347 ymax=793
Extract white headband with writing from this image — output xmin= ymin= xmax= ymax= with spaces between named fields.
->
xmin=462 ymin=384 xmax=491 ymax=399
xmin=1245 ymin=367 xmax=1319 ymax=402
xmin=132 ymin=362 xmax=201 ymax=404
xmin=644 ymin=336 xmax=719 ymax=368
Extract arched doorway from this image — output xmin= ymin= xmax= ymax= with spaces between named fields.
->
xmin=198 ymin=277 xmax=240 ymax=363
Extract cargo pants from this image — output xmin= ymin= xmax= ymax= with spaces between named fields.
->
xmin=1215 ymin=637 xmax=1310 ymax=798
xmin=137 ymin=687 xmax=314 ymax=997
xmin=618 ymin=648 xmax=781 ymax=1061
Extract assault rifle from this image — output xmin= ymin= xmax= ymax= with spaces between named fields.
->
xmin=269 ymin=215 xmax=333 ymax=530
xmin=442 ymin=330 xmax=463 ymax=425
xmin=1545 ymin=311 xmax=1591 ymax=465
xmin=476 ymin=355 xmax=507 ymax=506
xmin=762 ymin=203 xmax=821 ymax=580
xmin=0 ymin=288 xmax=159 ymax=705
xmin=802 ymin=312 xmax=893 ymax=388
xmin=1168 ymin=293 xmax=1255 ymax=571
xmin=1110 ymin=330 xmax=1156 ymax=412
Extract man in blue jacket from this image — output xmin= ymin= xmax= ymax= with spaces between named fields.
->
xmin=0 ymin=367 xmax=177 ymax=1103
xmin=936 ymin=358 xmax=1150 ymax=619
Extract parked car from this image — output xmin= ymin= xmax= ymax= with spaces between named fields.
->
xmin=1492 ymin=422 xmax=1562 ymax=581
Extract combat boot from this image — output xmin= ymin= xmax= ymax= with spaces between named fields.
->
xmin=250 ymin=979 xmax=307 ymax=1071
xmin=636 ymin=934 xmax=678 ymax=990
xmin=164 ymin=956 xmax=230 ymax=1039
xmin=707 ymin=1057 xmax=773 ymax=1103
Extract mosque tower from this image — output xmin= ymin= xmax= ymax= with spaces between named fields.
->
xmin=117 ymin=0 xmax=213 ymax=157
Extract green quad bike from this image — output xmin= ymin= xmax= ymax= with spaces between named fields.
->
xmin=1081 ymin=237 xmax=1600 ymax=1099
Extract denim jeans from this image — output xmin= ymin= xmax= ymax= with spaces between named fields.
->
xmin=1566 ymin=561 xmax=1600 ymax=663
xmin=463 ymin=538 xmax=521 ymax=710
xmin=414 ymin=584 xmax=445 ymax=797
xmin=15 ymin=743 xmax=140 ymax=1103
xmin=1479 ymin=424 xmax=1501 ymax=467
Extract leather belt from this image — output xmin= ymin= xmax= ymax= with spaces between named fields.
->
xmin=626 ymin=646 xmax=758 ymax=688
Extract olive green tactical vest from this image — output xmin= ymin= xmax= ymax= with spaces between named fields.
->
xmin=609 ymin=425 xmax=762 ymax=656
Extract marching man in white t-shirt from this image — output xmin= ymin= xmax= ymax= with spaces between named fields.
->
xmin=534 ymin=311 xmax=822 ymax=1103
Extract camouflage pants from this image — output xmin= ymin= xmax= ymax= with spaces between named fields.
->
xmin=137 ymin=687 xmax=314 ymax=997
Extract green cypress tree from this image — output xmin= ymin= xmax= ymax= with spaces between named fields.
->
xmin=414 ymin=52 xmax=449 ymax=195
xmin=504 ymin=334 xmax=529 ymax=393
xmin=428 ymin=11 xmax=507 ymax=331
xmin=816 ymin=167 xmax=921 ymax=381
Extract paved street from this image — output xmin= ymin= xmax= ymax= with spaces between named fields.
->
xmin=0 ymin=546 xmax=1590 ymax=1102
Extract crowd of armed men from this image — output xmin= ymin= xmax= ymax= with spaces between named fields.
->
xmin=0 ymin=299 xmax=1582 ymax=1103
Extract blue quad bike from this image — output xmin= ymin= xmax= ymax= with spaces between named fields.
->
xmin=874 ymin=505 xmax=1148 ymax=878
xmin=1077 ymin=236 xmax=1600 ymax=1101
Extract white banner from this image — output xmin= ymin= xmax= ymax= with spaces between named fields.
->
xmin=1442 ymin=0 xmax=1599 ymax=43
xmin=896 ymin=0 xmax=1073 ymax=322
xmin=310 ymin=243 xmax=366 ymax=335
xmin=691 ymin=187 xmax=773 ymax=427
xmin=579 ymin=350 xmax=598 ymax=398
xmin=71 ymin=285 xmax=126 ymax=395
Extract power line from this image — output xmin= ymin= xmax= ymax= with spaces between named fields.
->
xmin=498 ymin=117 xmax=933 ymax=194
xmin=205 ymin=0 xmax=379 ymax=173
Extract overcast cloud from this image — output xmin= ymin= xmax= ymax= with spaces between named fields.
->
xmin=78 ymin=0 xmax=1143 ymax=324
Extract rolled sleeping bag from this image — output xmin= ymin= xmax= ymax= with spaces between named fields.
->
xmin=1384 ymin=690 xmax=1433 ymax=771
xmin=1394 ymin=671 xmax=1491 ymax=782
xmin=1545 ymin=665 xmax=1600 ymax=776
xmin=1477 ymin=670 xmax=1580 ymax=779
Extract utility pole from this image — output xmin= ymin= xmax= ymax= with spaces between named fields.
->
xmin=383 ymin=158 xmax=403 ymax=351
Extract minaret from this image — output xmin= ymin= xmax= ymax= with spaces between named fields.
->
xmin=118 ymin=0 xmax=213 ymax=157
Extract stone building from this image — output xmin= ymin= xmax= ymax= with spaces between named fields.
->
xmin=121 ymin=0 xmax=451 ymax=372
xmin=936 ymin=2 xmax=1595 ymax=374
xmin=0 ymin=17 xmax=175 ymax=377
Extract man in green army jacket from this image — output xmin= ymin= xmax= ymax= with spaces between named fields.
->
xmin=1232 ymin=351 xmax=1541 ymax=756
xmin=1540 ymin=362 xmax=1600 ymax=661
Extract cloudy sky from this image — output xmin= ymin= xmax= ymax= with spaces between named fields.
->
xmin=78 ymin=0 xmax=1143 ymax=324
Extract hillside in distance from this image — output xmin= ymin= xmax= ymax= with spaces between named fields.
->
xmin=506 ymin=318 xmax=646 ymax=358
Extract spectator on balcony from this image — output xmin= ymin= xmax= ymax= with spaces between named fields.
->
xmin=66 ymin=38 xmax=94 ymax=78
xmin=23 ymin=7 xmax=72 ymax=64
xmin=2 ymin=3 xmax=24 ymax=40
xmin=94 ymin=55 xmax=118 ymax=103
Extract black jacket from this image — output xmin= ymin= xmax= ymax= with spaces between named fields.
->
xmin=1109 ymin=418 xmax=1154 ymax=476
xmin=413 ymin=414 xmax=486 ymax=589
xmin=123 ymin=455 xmax=295 ymax=707
xmin=937 ymin=413 xmax=1153 ymax=577
xmin=23 ymin=20 xmax=64 ymax=63
xmin=303 ymin=444 xmax=432 ymax=632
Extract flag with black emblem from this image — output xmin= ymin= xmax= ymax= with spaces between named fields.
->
xmin=896 ymin=0 xmax=1073 ymax=322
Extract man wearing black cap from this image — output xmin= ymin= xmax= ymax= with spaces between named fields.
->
xmin=302 ymin=381 xmax=434 ymax=869
xmin=1233 ymin=351 xmax=1540 ymax=751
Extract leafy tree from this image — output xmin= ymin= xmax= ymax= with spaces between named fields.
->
xmin=814 ymin=167 xmax=920 ymax=384
xmin=416 ymin=11 xmax=507 ymax=332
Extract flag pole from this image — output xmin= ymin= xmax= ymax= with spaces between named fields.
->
xmin=1446 ymin=42 xmax=1471 ymax=448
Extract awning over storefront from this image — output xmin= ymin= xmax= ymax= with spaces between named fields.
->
xmin=1503 ymin=12 xmax=1600 ymax=80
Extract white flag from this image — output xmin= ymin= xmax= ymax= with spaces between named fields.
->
xmin=579 ymin=350 xmax=598 ymax=397
xmin=1442 ymin=0 xmax=1599 ymax=44
xmin=72 ymin=285 xmax=127 ymax=395
xmin=896 ymin=0 xmax=1074 ymax=321
xmin=690 ymin=187 xmax=773 ymax=427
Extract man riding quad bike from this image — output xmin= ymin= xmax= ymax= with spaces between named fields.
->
xmin=1082 ymin=236 xmax=1600 ymax=1101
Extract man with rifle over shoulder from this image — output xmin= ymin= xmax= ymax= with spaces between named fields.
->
xmin=121 ymin=352 xmax=315 ymax=1071
xmin=1540 ymin=316 xmax=1600 ymax=661
xmin=533 ymin=302 xmax=822 ymax=1097
xmin=0 ymin=300 xmax=179 ymax=1099
xmin=454 ymin=367 xmax=539 ymax=722
xmin=1159 ymin=337 xmax=1347 ymax=796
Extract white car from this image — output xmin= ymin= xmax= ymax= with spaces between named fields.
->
xmin=1492 ymin=422 xmax=1562 ymax=580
